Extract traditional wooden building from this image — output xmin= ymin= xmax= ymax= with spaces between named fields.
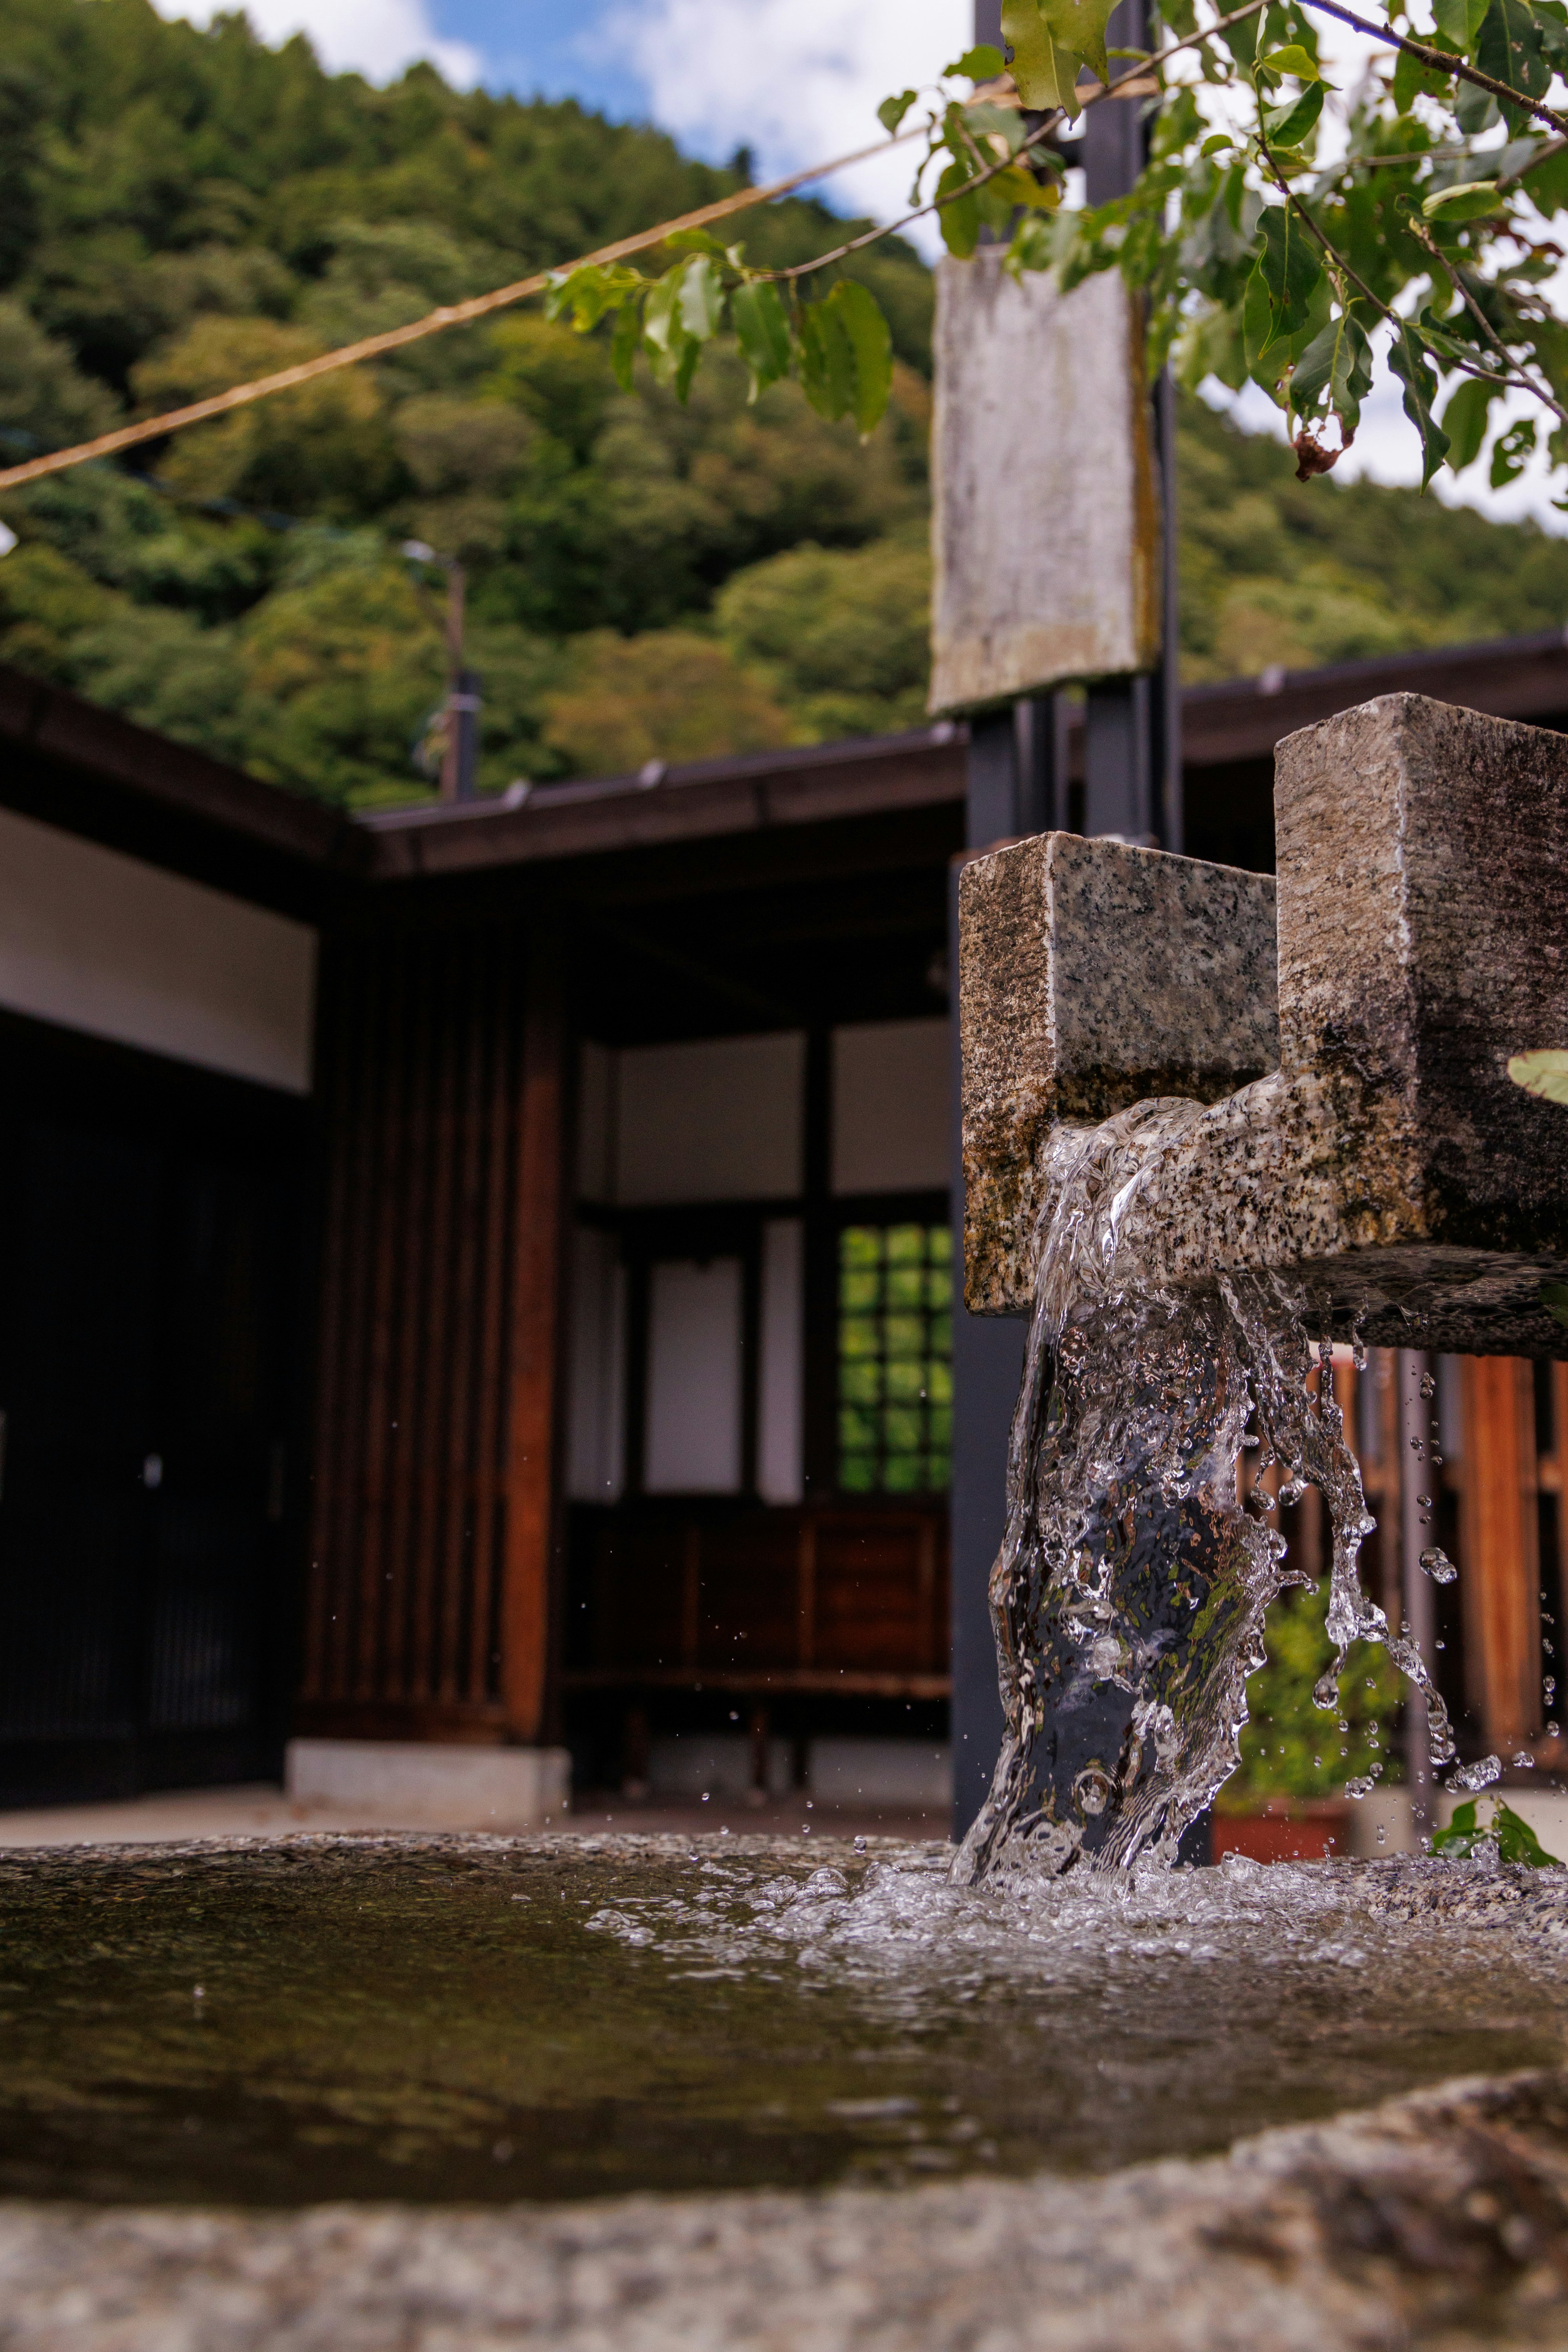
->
xmin=3 ymin=631 xmax=1568 ymax=1815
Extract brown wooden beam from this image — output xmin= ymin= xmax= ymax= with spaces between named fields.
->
xmin=1459 ymin=1356 xmax=1541 ymax=1751
xmin=561 ymin=1668 xmax=953 ymax=1699
xmin=499 ymin=932 xmax=568 ymax=1743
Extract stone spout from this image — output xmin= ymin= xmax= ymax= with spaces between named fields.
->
xmin=959 ymin=693 xmax=1568 ymax=1358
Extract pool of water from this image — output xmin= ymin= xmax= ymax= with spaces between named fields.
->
xmin=0 ymin=1832 xmax=1562 ymax=2205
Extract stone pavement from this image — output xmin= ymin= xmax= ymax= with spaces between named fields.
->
xmin=0 ymin=1782 xmax=942 ymax=1849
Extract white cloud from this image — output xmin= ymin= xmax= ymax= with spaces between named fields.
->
xmin=608 ymin=0 xmax=970 ymax=242
xmin=154 ymin=0 xmax=480 ymax=89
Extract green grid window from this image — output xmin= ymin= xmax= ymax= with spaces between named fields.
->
xmin=838 ymin=1224 xmax=952 ymax=1493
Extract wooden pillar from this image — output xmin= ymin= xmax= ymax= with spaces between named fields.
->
xmin=500 ymin=933 xmax=568 ymax=1744
xmin=1458 ymin=1356 xmax=1540 ymax=1753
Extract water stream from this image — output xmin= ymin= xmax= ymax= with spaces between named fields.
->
xmin=956 ymin=1100 xmax=1457 ymax=1884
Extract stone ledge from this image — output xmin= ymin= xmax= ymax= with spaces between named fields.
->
xmin=283 ymin=1739 xmax=570 ymax=1830
xmin=1 ymin=2062 xmax=1565 ymax=2349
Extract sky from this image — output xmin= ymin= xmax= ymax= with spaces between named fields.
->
xmin=153 ymin=0 xmax=1566 ymax=531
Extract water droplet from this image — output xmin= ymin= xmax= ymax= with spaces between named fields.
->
xmin=1449 ymin=1754 xmax=1502 ymax=1793
xmin=1512 ymin=1751 xmax=1536 ymax=1770
xmin=1419 ymin=1546 xmax=1457 ymax=1584
xmin=1409 ymin=1435 xmax=1426 ymax=1457
xmin=1419 ymin=1371 xmax=1436 ymax=1399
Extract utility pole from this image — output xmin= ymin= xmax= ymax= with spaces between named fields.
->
xmin=403 ymin=539 xmax=481 ymax=801
xmin=947 ymin=0 xmax=1182 ymax=1841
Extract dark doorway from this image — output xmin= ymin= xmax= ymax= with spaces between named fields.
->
xmin=0 ymin=1013 xmax=307 ymax=1808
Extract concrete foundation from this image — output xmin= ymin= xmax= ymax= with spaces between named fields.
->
xmin=284 ymin=1739 xmax=570 ymax=1830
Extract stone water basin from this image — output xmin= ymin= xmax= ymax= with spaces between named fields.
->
xmin=1 ymin=1829 xmax=1566 ymax=2207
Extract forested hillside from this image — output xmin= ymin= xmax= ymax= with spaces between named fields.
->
xmin=2 ymin=0 xmax=1568 ymax=804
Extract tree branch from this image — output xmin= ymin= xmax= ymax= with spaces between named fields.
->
xmin=1409 ymin=215 xmax=1568 ymax=428
xmin=1302 ymin=0 xmax=1568 ymax=139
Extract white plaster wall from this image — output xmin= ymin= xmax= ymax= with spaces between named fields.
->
xmin=832 ymin=1018 xmax=950 ymax=1195
xmin=0 ymin=803 xmax=316 ymax=1093
xmin=644 ymin=1256 xmax=744 ymax=1492
xmin=616 ymin=1031 xmax=804 ymax=1204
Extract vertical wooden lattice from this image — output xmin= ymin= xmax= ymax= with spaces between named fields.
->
xmin=299 ymin=920 xmax=562 ymax=1741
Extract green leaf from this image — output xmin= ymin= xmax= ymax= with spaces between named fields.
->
xmin=1508 ymin=1047 xmax=1568 ymax=1102
xmin=943 ymin=44 xmax=1006 ymax=78
xmin=1001 ymin=0 xmax=1085 ymax=114
xmin=878 ymin=89 xmax=918 ymax=134
xmin=1388 ymin=325 xmax=1452 ymax=484
xmin=1422 ymin=178 xmax=1501 ymax=220
xmin=1541 ymin=1281 xmax=1568 ymax=1331
xmin=610 ymin=296 xmax=641 ymax=390
xmin=796 ymin=283 xmax=894 ymax=439
xmin=935 ymin=156 xmax=984 ymax=256
xmin=1496 ymin=1799 xmax=1561 ymax=1863
xmin=1431 ymin=1796 xmax=1480 ymax=1853
xmin=1491 ymin=414 xmax=1537 ymax=483
xmin=641 ymin=266 xmax=685 ymax=359
xmin=1258 ymin=42 xmax=1322 ymax=78
xmin=641 ymin=266 xmax=700 ymax=396
xmin=1441 ymin=371 xmax=1503 ymax=468
xmin=798 ymin=299 xmax=855 ymax=424
xmin=831 ymin=280 xmax=894 ymax=437
xmin=1247 ymin=203 xmax=1325 ymax=359
xmin=1221 ymin=2 xmax=1262 ymax=66
xmin=677 ymin=254 xmax=724 ymax=342
xmin=1434 ymin=1795 xmax=1561 ymax=1862
xmin=1040 ymin=0 xmax=1117 ymax=83
xmin=1433 ymin=0 xmax=1490 ymax=51
xmin=1524 ymin=138 xmax=1568 ymax=213
xmin=544 ymin=262 xmax=642 ymax=331
xmin=1290 ymin=310 xmax=1374 ymax=428
xmin=1262 ymin=79 xmax=1326 ymax=145
xmin=1476 ymin=0 xmax=1550 ymax=127
xmin=664 ymin=227 xmax=732 ymax=259
xmin=730 ymin=280 xmax=791 ymax=403
xmin=1392 ymin=40 xmax=1428 ymax=114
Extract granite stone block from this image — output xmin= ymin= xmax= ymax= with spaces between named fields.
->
xmin=960 ymin=694 xmax=1568 ymax=1354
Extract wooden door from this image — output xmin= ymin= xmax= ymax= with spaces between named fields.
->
xmin=0 ymin=1031 xmax=302 ymax=1806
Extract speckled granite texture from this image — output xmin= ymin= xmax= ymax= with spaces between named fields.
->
xmin=960 ymin=694 xmax=1568 ymax=1354
xmin=3 ymin=2067 xmax=1568 ymax=2350
xmin=959 ymin=829 xmax=1279 ymax=1315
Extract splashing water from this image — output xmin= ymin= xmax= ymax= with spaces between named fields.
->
xmin=956 ymin=1100 xmax=1455 ymax=1884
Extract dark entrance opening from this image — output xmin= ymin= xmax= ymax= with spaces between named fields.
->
xmin=0 ymin=1012 xmax=307 ymax=1809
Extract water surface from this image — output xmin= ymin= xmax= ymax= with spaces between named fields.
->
xmin=0 ymin=1833 xmax=1560 ymax=2205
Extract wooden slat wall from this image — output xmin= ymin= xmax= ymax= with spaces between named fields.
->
xmin=568 ymin=1502 xmax=950 ymax=1697
xmin=1457 ymin=1356 xmax=1542 ymax=1753
xmin=297 ymin=919 xmax=565 ymax=1744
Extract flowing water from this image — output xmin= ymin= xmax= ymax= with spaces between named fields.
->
xmin=0 ymin=1835 xmax=1563 ymax=2205
xmin=957 ymin=1101 xmax=1455 ymax=1883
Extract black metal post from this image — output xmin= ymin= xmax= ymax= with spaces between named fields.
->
xmin=950 ymin=714 xmax=1028 ymax=1839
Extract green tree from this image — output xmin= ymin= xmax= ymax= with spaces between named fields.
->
xmin=541 ymin=628 xmax=792 ymax=775
xmin=716 ymin=530 xmax=932 ymax=739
